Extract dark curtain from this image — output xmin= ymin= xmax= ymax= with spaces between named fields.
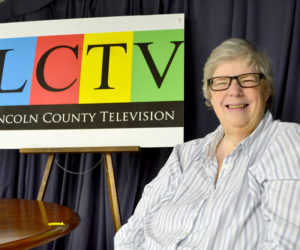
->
xmin=0 ymin=0 xmax=300 ymax=249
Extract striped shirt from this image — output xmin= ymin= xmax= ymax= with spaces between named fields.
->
xmin=114 ymin=111 xmax=300 ymax=249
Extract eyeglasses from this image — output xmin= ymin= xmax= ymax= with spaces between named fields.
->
xmin=208 ymin=73 xmax=265 ymax=91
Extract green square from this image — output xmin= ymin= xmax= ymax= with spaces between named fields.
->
xmin=131 ymin=29 xmax=184 ymax=102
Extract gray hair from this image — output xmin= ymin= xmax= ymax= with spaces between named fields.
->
xmin=202 ymin=38 xmax=274 ymax=109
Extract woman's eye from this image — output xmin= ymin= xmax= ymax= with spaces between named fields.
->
xmin=216 ymin=82 xmax=227 ymax=86
xmin=242 ymin=79 xmax=255 ymax=83
xmin=214 ymin=79 xmax=228 ymax=86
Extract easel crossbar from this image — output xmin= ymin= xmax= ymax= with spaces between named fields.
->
xmin=20 ymin=146 xmax=140 ymax=154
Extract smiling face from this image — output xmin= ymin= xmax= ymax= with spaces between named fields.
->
xmin=210 ymin=57 xmax=270 ymax=135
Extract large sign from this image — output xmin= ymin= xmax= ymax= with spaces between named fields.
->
xmin=0 ymin=14 xmax=184 ymax=148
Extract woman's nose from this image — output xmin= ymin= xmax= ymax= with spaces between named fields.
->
xmin=228 ymin=79 xmax=243 ymax=96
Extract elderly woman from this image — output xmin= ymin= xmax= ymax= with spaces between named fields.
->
xmin=114 ymin=38 xmax=300 ymax=249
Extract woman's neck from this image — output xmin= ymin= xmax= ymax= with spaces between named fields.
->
xmin=215 ymin=129 xmax=251 ymax=185
xmin=222 ymin=124 xmax=254 ymax=149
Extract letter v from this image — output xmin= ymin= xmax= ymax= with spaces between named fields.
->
xmin=134 ymin=41 xmax=184 ymax=88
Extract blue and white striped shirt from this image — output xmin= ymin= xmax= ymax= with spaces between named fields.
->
xmin=114 ymin=112 xmax=300 ymax=249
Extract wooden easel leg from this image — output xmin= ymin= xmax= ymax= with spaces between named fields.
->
xmin=104 ymin=153 xmax=121 ymax=231
xmin=37 ymin=153 xmax=55 ymax=201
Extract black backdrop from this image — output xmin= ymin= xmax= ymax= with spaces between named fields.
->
xmin=0 ymin=0 xmax=300 ymax=249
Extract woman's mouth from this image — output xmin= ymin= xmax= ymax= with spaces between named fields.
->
xmin=225 ymin=104 xmax=249 ymax=109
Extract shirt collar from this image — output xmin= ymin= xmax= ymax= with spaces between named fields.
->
xmin=239 ymin=111 xmax=273 ymax=155
xmin=198 ymin=125 xmax=224 ymax=163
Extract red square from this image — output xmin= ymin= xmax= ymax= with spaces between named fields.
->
xmin=30 ymin=34 xmax=83 ymax=105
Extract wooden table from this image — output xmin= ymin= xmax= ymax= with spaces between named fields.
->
xmin=0 ymin=198 xmax=80 ymax=249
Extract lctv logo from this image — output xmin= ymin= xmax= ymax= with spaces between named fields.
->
xmin=0 ymin=29 xmax=184 ymax=106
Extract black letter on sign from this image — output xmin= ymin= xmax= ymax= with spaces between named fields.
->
xmin=87 ymin=43 xmax=127 ymax=90
xmin=0 ymin=49 xmax=27 ymax=93
xmin=134 ymin=41 xmax=184 ymax=88
xmin=36 ymin=45 xmax=78 ymax=92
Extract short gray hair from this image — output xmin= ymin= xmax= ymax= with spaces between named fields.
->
xmin=202 ymin=38 xmax=273 ymax=109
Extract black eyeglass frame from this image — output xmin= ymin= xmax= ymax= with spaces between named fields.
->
xmin=207 ymin=73 xmax=265 ymax=91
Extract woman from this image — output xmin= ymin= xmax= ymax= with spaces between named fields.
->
xmin=114 ymin=38 xmax=300 ymax=249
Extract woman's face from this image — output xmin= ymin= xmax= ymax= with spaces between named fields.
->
xmin=210 ymin=58 xmax=270 ymax=135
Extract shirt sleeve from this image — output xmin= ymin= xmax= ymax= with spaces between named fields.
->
xmin=114 ymin=145 xmax=183 ymax=250
xmin=260 ymin=124 xmax=300 ymax=249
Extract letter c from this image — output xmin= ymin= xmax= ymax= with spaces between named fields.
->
xmin=36 ymin=45 xmax=78 ymax=92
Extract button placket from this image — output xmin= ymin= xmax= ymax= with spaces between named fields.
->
xmin=218 ymin=147 xmax=241 ymax=183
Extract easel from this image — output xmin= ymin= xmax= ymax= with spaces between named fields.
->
xmin=19 ymin=146 xmax=140 ymax=232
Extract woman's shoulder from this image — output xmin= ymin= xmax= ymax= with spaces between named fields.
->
xmin=249 ymin=119 xmax=300 ymax=184
xmin=269 ymin=119 xmax=300 ymax=145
